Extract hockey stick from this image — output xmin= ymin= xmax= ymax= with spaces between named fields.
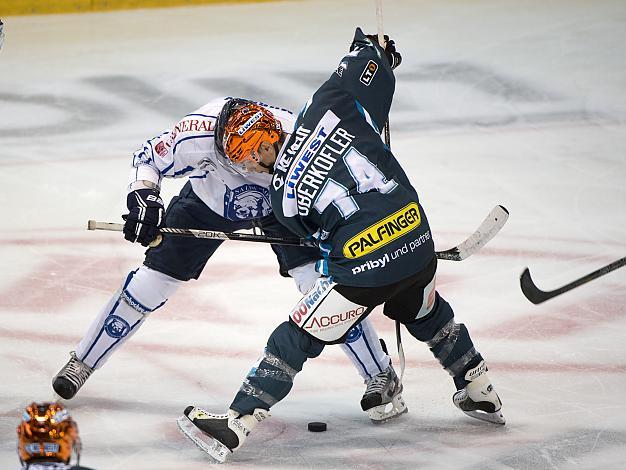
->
xmin=520 ymin=256 xmax=626 ymax=304
xmin=375 ymin=0 xmax=405 ymax=380
xmin=87 ymin=220 xmax=312 ymax=247
xmin=88 ymin=204 xmax=508 ymax=259
xmin=375 ymin=0 xmax=392 ymax=149
xmin=435 ymin=204 xmax=509 ymax=261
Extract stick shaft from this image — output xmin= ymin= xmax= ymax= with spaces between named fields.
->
xmin=375 ymin=0 xmax=385 ymax=46
xmin=87 ymin=220 xmax=313 ymax=247
xmin=88 ymin=205 xmax=507 ymax=260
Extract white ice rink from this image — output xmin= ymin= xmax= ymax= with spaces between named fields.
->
xmin=1 ymin=0 xmax=625 ymax=468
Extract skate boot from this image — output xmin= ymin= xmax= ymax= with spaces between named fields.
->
xmin=360 ymin=363 xmax=408 ymax=424
xmin=177 ymin=406 xmax=269 ymax=463
xmin=52 ymin=351 xmax=94 ymax=400
xmin=453 ymin=360 xmax=505 ymax=425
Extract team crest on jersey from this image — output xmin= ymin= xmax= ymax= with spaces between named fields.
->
xmin=104 ymin=315 xmax=131 ymax=338
xmin=359 ymin=60 xmax=378 ymax=86
xmin=224 ymin=184 xmax=271 ymax=220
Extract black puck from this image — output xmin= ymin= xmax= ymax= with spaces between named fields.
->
xmin=307 ymin=421 xmax=327 ymax=432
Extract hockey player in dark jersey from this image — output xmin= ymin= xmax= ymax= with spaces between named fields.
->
xmin=51 ymin=94 xmax=406 ymax=423
xmin=178 ymin=28 xmax=505 ymax=463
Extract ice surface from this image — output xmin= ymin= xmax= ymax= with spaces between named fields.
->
xmin=1 ymin=1 xmax=625 ymax=468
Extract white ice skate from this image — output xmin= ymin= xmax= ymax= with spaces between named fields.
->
xmin=361 ymin=363 xmax=408 ymax=423
xmin=453 ymin=360 xmax=505 ymax=425
xmin=177 ymin=406 xmax=269 ymax=463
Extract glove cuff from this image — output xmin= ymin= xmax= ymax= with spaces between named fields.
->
xmin=129 ymin=179 xmax=160 ymax=192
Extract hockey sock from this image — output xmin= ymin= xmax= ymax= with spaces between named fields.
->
xmin=340 ymin=317 xmax=390 ymax=381
xmin=76 ymin=266 xmax=181 ymax=369
xmin=404 ymin=292 xmax=482 ymax=381
xmin=230 ymin=321 xmax=324 ymax=415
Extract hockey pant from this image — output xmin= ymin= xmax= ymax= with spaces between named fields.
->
xmin=230 ymin=256 xmax=483 ymax=415
xmin=289 ymin=262 xmax=389 ymax=381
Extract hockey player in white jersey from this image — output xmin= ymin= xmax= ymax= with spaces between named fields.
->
xmin=52 ymin=96 xmax=405 ymax=423
xmin=16 ymin=402 xmax=95 ymax=470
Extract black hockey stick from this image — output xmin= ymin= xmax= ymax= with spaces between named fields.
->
xmin=520 ymin=256 xmax=626 ymax=304
xmin=87 ymin=204 xmax=508 ymax=261
xmin=87 ymin=220 xmax=311 ymax=247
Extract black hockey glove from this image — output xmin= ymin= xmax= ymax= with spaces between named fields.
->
xmin=381 ymin=37 xmax=402 ymax=70
xmin=352 ymin=34 xmax=402 ymax=70
xmin=122 ymin=188 xmax=164 ymax=246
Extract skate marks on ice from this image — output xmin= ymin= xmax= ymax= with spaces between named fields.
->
xmin=0 ymin=62 xmax=613 ymax=140
xmin=465 ymin=429 xmax=626 ymax=470
xmin=0 ymin=92 xmax=121 ymax=138
xmin=174 ymin=412 xmax=626 ymax=469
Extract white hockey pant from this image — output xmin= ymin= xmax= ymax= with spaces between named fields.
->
xmin=289 ymin=264 xmax=389 ymax=381
xmin=76 ymin=266 xmax=182 ymax=369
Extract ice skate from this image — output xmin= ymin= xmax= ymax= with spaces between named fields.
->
xmin=52 ymin=351 xmax=94 ymax=400
xmin=177 ymin=406 xmax=269 ymax=463
xmin=361 ymin=363 xmax=407 ymax=423
xmin=453 ymin=360 xmax=505 ymax=425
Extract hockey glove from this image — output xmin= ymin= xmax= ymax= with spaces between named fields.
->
xmin=353 ymin=34 xmax=402 ymax=70
xmin=381 ymin=38 xmax=402 ymax=70
xmin=123 ymin=188 xmax=164 ymax=246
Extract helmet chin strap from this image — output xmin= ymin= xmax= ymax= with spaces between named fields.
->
xmin=258 ymin=159 xmax=274 ymax=174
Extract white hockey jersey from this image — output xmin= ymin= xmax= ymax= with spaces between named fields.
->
xmin=128 ymin=97 xmax=295 ymax=221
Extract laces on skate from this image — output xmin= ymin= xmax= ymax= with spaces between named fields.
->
xmin=52 ymin=352 xmax=94 ymax=400
xmin=361 ymin=365 xmax=408 ymax=423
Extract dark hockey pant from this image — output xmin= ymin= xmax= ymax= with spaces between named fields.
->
xmin=230 ymin=256 xmax=483 ymax=414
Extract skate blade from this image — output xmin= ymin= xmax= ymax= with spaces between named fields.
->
xmin=461 ymin=409 xmax=506 ymax=425
xmin=368 ymin=393 xmax=409 ymax=424
xmin=176 ymin=415 xmax=231 ymax=463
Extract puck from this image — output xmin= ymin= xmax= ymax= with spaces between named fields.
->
xmin=307 ymin=421 xmax=327 ymax=432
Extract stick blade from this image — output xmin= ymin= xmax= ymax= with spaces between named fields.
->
xmin=519 ymin=267 xmax=551 ymax=304
xmin=438 ymin=205 xmax=509 ymax=261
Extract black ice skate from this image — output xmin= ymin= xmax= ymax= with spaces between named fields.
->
xmin=52 ymin=351 xmax=94 ymax=400
xmin=360 ymin=363 xmax=408 ymax=423
xmin=177 ymin=406 xmax=269 ymax=463
xmin=453 ymin=360 xmax=505 ymax=425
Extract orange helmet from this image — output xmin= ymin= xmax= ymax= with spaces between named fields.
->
xmin=220 ymin=100 xmax=282 ymax=164
xmin=16 ymin=402 xmax=81 ymax=465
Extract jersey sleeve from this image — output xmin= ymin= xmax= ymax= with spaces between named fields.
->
xmin=127 ymin=100 xmax=224 ymax=191
xmin=330 ymin=27 xmax=396 ymax=132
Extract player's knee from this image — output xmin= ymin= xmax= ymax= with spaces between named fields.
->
xmin=384 ymin=309 xmax=417 ymax=324
xmin=121 ymin=266 xmax=183 ymax=314
xmin=267 ymin=321 xmax=325 ymax=372
xmin=401 ymin=293 xmax=455 ymax=342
